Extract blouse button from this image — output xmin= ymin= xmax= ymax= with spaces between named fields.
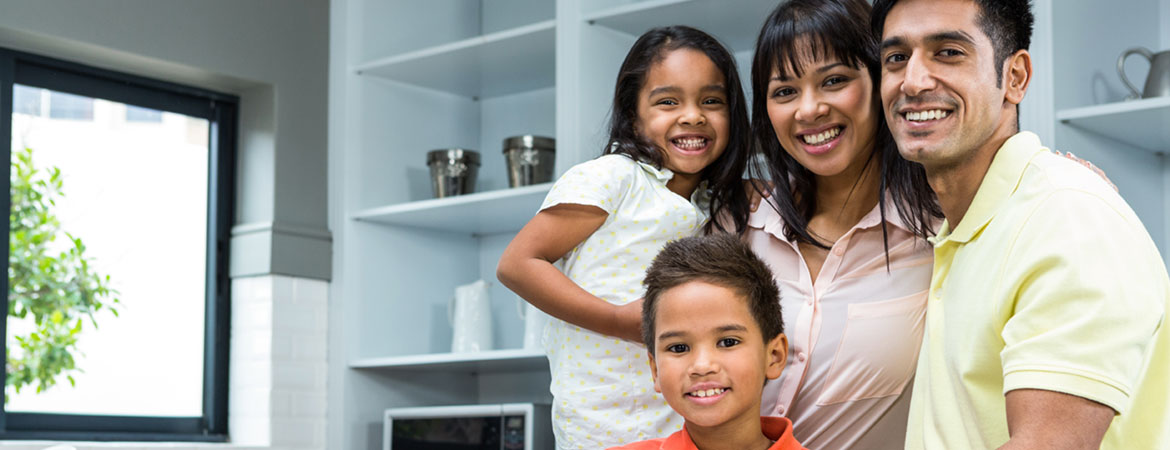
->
xmin=797 ymin=352 xmax=807 ymax=362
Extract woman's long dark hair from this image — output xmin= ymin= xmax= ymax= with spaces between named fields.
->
xmin=603 ymin=25 xmax=753 ymax=235
xmin=745 ymin=0 xmax=941 ymax=248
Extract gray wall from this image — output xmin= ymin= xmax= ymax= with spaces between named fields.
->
xmin=0 ymin=0 xmax=332 ymax=280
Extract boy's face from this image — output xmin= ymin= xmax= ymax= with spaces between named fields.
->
xmin=648 ymin=281 xmax=787 ymax=430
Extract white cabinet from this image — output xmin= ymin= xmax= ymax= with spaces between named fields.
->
xmin=330 ymin=1 xmax=777 ymax=448
xmin=329 ymin=1 xmax=1170 ymax=448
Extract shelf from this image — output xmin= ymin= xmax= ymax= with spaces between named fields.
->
xmin=354 ymin=21 xmax=556 ymax=98
xmin=350 ymin=349 xmax=548 ymax=373
xmin=351 ymin=183 xmax=552 ymax=235
xmin=584 ymin=0 xmax=778 ymax=52
xmin=1056 ymin=96 xmax=1170 ymax=153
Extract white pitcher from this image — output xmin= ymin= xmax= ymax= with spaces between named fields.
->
xmin=449 ymin=279 xmax=494 ymax=353
xmin=516 ymin=296 xmax=549 ymax=350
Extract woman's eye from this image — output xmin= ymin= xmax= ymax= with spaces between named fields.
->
xmin=717 ymin=338 xmax=740 ymax=348
xmin=771 ymin=87 xmax=795 ymax=98
xmin=824 ymin=75 xmax=849 ymax=87
xmin=666 ymin=343 xmax=688 ymax=353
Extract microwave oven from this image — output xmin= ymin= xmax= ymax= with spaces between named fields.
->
xmin=383 ymin=403 xmax=553 ymax=450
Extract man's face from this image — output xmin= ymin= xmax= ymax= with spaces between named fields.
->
xmin=878 ymin=0 xmax=1011 ymax=169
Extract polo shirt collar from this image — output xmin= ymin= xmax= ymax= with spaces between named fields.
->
xmin=748 ymin=191 xmax=914 ymax=244
xmin=931 ymin=131 xmax=1044 ymax=245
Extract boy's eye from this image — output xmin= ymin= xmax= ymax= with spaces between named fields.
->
xmin=717 ymin=338 xmax=740 ymax=348
xmin=666 ymin=343 xmax=688 ymax=353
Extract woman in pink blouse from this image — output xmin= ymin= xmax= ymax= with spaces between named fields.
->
xmin=737 ymin=0 xmax=941 ymax=448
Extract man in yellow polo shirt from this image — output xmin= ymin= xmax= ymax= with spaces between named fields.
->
xmin=873 ymin=0 xmax=1169 ymax=448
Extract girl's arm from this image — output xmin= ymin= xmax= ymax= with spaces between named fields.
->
xmin=497 ymin=203 xmax=643 ymax=342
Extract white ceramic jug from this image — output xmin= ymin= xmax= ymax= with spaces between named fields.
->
xmin=515 ymin=296 xmax=549 ymax=350
xmin=449 ymin=279 xmax=494 ymax=353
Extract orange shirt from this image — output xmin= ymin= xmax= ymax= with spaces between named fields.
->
xmin=607 ymin=416 xmax=806 ymax=450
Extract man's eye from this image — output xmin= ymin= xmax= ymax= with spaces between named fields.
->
xmin=939 ymin=49 xmax=963 ymax=58
xmin=717 ymin=338 xmax=740 ymax=348
xmin=884 ymin=53 xmax=907 ymax=64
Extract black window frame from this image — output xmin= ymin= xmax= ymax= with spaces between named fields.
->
xmin=0 ymin=48 xmax=235 ymax=441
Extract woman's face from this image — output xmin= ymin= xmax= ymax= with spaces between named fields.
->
xmin=765 ymin=49 xmax=878 ymax=181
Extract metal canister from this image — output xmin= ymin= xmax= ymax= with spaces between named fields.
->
xmin=502 ymin=135 xmax=555 ymax=188
xmin=427 ymin=149 xmax=480 ymax=198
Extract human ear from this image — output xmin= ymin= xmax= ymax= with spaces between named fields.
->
xmin=648 ymin=350 xmax=662 ymax=393
xmin=764 ymin=333 xmax=788 ymax=380
xmin=1003 ymin=49 xmax=1032 ymax=105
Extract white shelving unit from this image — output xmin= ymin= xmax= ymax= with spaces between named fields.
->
xmin=350 ymin=348 xmax=547 ymax=373
xmin=351 ymin=182 xmax=551 ymax=234
xmin=330 ymin=0 xmax=1170 ymax=448
xmin=1057 ymin=97 xmax=1170 ymax=153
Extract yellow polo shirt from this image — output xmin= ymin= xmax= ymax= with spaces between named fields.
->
xmin=905 ymin=132 xmax=1170 ymax=449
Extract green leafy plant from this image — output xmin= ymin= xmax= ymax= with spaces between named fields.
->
xmin=6 ymin=146 xmax=119 ymax=397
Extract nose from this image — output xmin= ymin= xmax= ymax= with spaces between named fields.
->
xmin=689 ymin=346 xmax=719 ymax=376
xmin=901 ymin=53 xmax=938 ymax=97
xmin=794 ymin=91 xmax=827 ymax=123
xmin=679 ymin=102 xmax=707 ymax=126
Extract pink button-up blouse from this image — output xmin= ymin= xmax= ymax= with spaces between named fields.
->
xmin=744 ymin=197 xmax=934 ymax=450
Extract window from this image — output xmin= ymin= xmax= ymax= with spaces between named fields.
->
xmin=0 ymin=49 xmax=235 ymax=441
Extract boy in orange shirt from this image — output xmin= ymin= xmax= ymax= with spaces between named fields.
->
xmin=609 ymin=234 xmax=805 ymax=450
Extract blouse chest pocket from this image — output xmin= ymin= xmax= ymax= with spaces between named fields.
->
xmin=815 ymin=291 xmax=927 ymax=406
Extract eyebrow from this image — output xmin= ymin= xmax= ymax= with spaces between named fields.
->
xmin=771 ymin=62 xmax=846 ymax=82
xmin=657 ymin=324 xmax=749 ymax=341
xmin=647 ymin=84 xmax=725 ymax=98
xmin=880 ymin=30 xmax=977 ymax=52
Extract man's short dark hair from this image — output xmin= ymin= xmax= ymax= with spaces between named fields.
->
xmin=872 ymin=0 xmax=1034 ymax=87
xmin=641 ymin=234 xmax=783 ymax=353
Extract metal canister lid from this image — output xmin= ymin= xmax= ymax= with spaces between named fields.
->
xmin=502 ymin=135 xmax=555 ymax=153
xmin=426 ymin=148 xmax=480 ymax=166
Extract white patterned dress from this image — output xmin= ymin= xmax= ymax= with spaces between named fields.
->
xmin=539 ymin=154 xmax=708 ymax=449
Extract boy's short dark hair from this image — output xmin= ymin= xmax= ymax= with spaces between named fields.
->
xmin=871 ymin=0 xmax=1034 ymax=87
xmin=642 ymin=234 xmax=783 ymax=352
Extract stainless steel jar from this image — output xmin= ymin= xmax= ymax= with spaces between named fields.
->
xmin=502 ymin=135 xmax=555 ymax=188
xmin=427 ymin=149 xmax=480 ymax=198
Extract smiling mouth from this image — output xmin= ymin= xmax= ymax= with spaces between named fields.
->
xmin=687 ymin=387 xmax=728 ymax=398
xmin=801 ymin=126 xmax=842 ymax=145
xmin=903 ymin=109 xmax=950 ymax=122
xmin=672 ymin=137 xmax=709 ymax=150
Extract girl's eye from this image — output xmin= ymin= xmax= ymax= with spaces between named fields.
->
xmin=666 ymin=343 xmax=689 ymax=353
xmin=656 ymin=99 xmax=678 ymax=106
xmin=717 ymin=338 xmax=740 ymax=348
xmin=703 ymin=97 xmax=726 ymax=105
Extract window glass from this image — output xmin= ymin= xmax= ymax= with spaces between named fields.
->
xmin=7 ymin=86 xmax=209 ymax=417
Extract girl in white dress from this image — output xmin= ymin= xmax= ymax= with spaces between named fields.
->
xmin=498 ymin=26 xmax=753 ymax=449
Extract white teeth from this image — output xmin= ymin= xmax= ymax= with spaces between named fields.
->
xmin=672 ymin=137 xmax=707 ymax=149
xmin=690 ymin=388 xmax=726 ymax=398
xmin=905 ymin=109 xmax=949 ymax=122
xmin=801 ymin=127 xmax=841 ymax=145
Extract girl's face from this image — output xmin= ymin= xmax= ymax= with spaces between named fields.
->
xmin=636 ymin=48 xmax=730 ymax=183
xmin=766 ymin=49 xmax=878 ymax=181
